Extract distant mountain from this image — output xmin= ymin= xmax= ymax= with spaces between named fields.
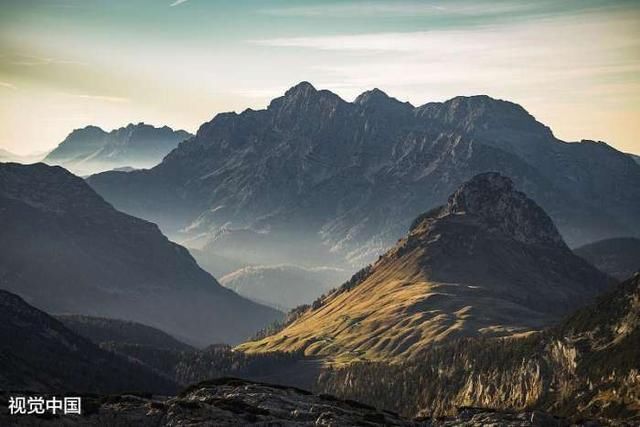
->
xmin=57 ymin=315 xmax=194 ymax=352
xmin=88 ymin=83 xmax=640 ymax=271
xmin=220 ymin=265 xmax=349 ymax=310
xmin=238 ymin=173 xmax=611 ymax=362
xmin=44 ymin=123 xmax=191 ymax=175
xmin=318 ymin=272 xmax=640 ymax=424
xmin=574 ymin=237 xmax=640 ymax=280
xmin=0 ymin=289 xmax=176 ymax=394
xmin=0 ymin=163 xmax=281 ymax=346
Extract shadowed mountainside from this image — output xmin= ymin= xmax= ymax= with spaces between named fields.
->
xmin=574 ymin=237 xmax=640 ymax=280
xmin=0 ymin=162 xmax=281 ymax=347
xmin=0 ymin=289 xmax=177 ymax=394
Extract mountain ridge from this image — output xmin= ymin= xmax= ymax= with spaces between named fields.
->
xmin=44 ymin=123 xmax=192 ymax=175
xmin=87 ymin=82 xmax=640 ymax=271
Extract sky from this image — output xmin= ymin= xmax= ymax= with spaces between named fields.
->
xmin=0 ymin=0 xmax=639 ymax=155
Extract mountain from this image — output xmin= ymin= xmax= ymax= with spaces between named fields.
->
xmin=56 ymin=315 xmax=194 ymax=352
xmin=0 ymin=289 xmax=176 ymax=393
xmin=220 ymin=265 xmax=349 ymax=310
xmin=629 ymin=152 xmax=640 ymax=166
xmin=574 ymin=237 xmax=640 ymax=280
xmin=87 ymin=83 xmax=640 ymax=271
xmin=0 ymin=162 xmax=281 ymax=346
xmin=0 ymin=377 xmax=566 ymax=426
xmin=238 ymin=173 xmax=611 ymax=362
xmin=317 ymin=272 xmax=640 ymax=424
xmin=44 ymin=123 xmax=192 ymax=175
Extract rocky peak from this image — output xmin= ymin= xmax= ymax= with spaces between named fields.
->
xmin=268 ymin=81 xmax=347 ymax=122
xmin=414 ymin=172 xmax=566 ymax=248
xmin=354 ymin=88 xmax=414 ymax=115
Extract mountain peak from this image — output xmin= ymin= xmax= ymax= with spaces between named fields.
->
xmin=413 ymin=172 xmax=566 ymax=248
xmin=283 ymin=81 xmax=317 ymax=98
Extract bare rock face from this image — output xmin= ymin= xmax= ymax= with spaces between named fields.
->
xmin=0 ymin=379 xmax=566 ymax=426
xmin=442 ymin=172 xmax=566 ymax=248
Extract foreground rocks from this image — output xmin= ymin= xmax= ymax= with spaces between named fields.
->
xmin=0 ymin=378 xmax=569 ymax=426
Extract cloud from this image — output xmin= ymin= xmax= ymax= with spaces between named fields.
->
xmin=8 ymin=54 xmax=86 ymax=67
xmin=170 ymin=0 xmax=190 ymax=6
xmin=65 ymin=94 xmax=130 ymax=103
xmin=0 ymin=81 xmax=17 ymax=90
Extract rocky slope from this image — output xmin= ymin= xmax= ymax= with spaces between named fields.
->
xmin=0 ymin=162 xmax=281 ymax=346
xmin=0 ymin=289 xmax=176 ymax=394
xmin=220 ymin=265 xmax=349 ymax=310
xmin=574 ymin=237 xmax=640 ymax=280
xmin=238 ymin=173 xmax=611 ymax=362
xmin=44 ymin=123 xmax=191 ymax=175
xmin=88 ymin=83 xmax=640 ymax=270
xmin=0 ymin=378 xmax=566 ymax=426
xmin=316 ymin=272 xmax=640 ymax=424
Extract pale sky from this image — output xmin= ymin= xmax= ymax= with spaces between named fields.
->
xmin=1 ymin=0 xmax=639 ymax=155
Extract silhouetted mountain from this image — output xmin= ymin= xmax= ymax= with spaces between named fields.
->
xmin=88 ymin=83 xmax=640 ymax=271
xmin=0 ymin=289 xmax=176 ymax=394
xmin=220 ymin=265 xmax=349 ymax=310
xmin=0 ymin=163 xmax=281 ymax=346
xmin=44 ymin=123 xmax=191 ymax=175
xmin=629 ymin=152 xmax=640 ymax=166
xmin=574 ymin=237 xmax=640 ymax=280
xmin=56 ymin=315 xmax=194 ymax=352
xmin=239 ymin=173 xmax=611 ymax=361
xmin=317 ymin=272 xmax=640 ymax=424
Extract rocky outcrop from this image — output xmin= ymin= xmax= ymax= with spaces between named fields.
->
xmin=238 ymin=174 xmax=611 ymax=361
xmin=0 ymin=163 xmax=281 ymax=346
xmin=0 ymin=378 xmax=567 ymax=426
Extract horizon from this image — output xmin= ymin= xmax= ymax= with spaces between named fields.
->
xmin=1 ymin=0 xmax=639 ymax=155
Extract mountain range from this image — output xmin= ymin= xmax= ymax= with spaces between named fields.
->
xmin=0 ymin=162 xmax=281 ymax=346
xmin=238 ymin=173 xmax=611 ymax=362
xmin=574 ymin=237 xmax=640 ymax=280
xmin=44 ymin=123 xmax=192 ymax=175
xmin=87 ymin=82 xmax=640 ymax=273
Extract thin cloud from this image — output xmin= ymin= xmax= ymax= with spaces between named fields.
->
xmin=66 ymin=94 xmax=131 ymax=103
xmin=170 ymin=0 xmax=190 ymax=6
xmin=0 ymin=81 xmax=17 ymax=90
